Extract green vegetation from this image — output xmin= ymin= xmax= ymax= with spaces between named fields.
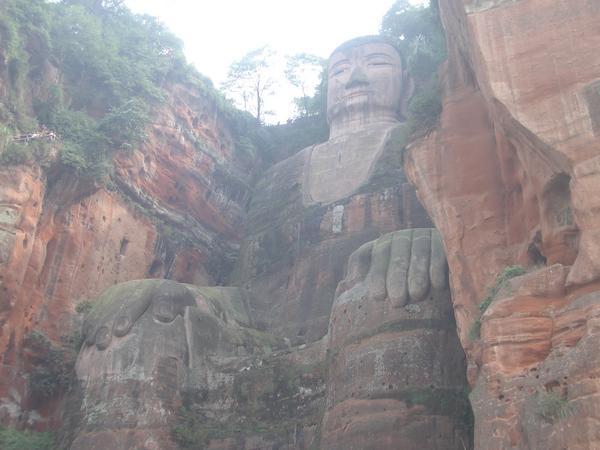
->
xmin=468 ymin=318 xmax=482 ymax=342
xmin=284 ymin=53 xmax=326 ymax=118
xmin=254 ymin=63 xmax=329 ymax=163
xmin=220 ymin=47 xmax=328 ymax=162
xmin=262 ymin=115 xmax=329 ymax=162
xmin=0 ymin=0 xmax=237 ymax=178
xmin=381 ymin=0 xmax=446 ymax=133
xmin=0 ymin=0 xmax=448 ymax=175
xmin=479 ymin=265 xmax=526 ymax=314
xmin=75 ymin=300 xmax=94 ymax=315
xmin=24 ymin=331 xmax=75 ymax=399
xmin=1 ymin=141 xmax=33 ymax=165
xmin=0 ymin=124 xmax=51 ymax=165
xmin=221 ymin=46 xmax=275 ymax=124
xmin=469 ymin=265 xmax=527 ymax=341
xmin=407 ymin=75 xmax=442 ymax=133
xmin=0 ymin=426 xmax=54 ymax=450
xmin=537 ymin=392 xmax=573 ymax=422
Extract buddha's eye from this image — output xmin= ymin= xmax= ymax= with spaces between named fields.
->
xmin=366 ymin=53 xmax=394 ymax=68
xmin=331 ymin=64 xmax=350 ymax=77
xmin=368 ymin=61 xmax=393 ymax=68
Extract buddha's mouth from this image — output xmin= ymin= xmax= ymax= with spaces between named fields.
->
xmin=343 ymin=89 xmax=371 ymax=100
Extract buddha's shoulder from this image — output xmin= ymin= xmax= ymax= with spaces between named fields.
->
xmin=381 ymin=122 xmax=411 ymax=151
xmin=255 ymin=144 xmax=314 ymax=190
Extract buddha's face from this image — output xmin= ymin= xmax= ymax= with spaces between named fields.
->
xmin=327 ymin=41 xmax=403 ymax=131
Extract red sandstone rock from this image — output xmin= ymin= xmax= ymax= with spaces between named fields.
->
xmin=113 ymin=84 xmax=250 ymax=244
xmin=0 ymin=80 xmax=254 ymax=428
xmin=0 ymin=185 xmax=160 ymax=426
xmin=2 ymin=2 xmax=600 ymax=448
xmin=235 ymin=143 xmax=432 ymax=344
xmin=405 ymin=1 xmax=600 ymax=448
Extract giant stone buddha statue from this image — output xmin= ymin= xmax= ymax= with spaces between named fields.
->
xmin=68 ymin=37 xmax=470 ymax=449
xmin=234 ymin=36 xmax=430 ymax=343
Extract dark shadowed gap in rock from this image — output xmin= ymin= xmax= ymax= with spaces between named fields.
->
xmin=119 ymin=238 xmax=129 ymax=256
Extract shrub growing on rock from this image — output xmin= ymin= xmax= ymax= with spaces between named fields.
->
xmin=537 ymin=392 xmax=573 ymax=422
xmin=0 ymin=426 xmax=54 ymax=450
xmin=469 ymin=265 xmax=527 ymax=340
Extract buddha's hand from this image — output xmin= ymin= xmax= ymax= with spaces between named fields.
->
xmin=335 ymin=229 xmax=448 ymax=307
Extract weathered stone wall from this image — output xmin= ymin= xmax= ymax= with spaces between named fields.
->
xmin=5 ymin=1 xmax=600 ymax=448
xmin=405 ymin=1 xmax=600 ymax=448
xmin=0 ymin=79 xmax=256 ymax=428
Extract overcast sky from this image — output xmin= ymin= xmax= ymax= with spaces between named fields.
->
xmin=124 ymin=0 xmax=423 ymax=121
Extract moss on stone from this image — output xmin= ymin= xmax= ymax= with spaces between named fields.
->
xmin=536 ymin=392 xmax=573 ymax=423
xmin=0 ymin=426 xmax=55 ymax=450
xmin=172 ymin=356 xmax=325 ymax=448
xmin=24 ymin=330 xmax=75 ymax=399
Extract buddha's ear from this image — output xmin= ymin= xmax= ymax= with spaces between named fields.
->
xmin=398 ymin=69 xmax=415 ymax=121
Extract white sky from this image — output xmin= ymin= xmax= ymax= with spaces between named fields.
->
xmin=124 ymin=0 xmax=423 ymax=122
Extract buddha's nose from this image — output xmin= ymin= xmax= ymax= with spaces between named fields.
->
xmin=345 ymin=66 xmax=369 ymax=89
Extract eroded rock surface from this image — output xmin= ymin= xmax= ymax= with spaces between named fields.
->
xmin=404 ymin=1 xmax=600 ymax=448
xmin=61 ymin=37 xmax=471 ymax=449
xmin=0 ymin=79 xmax=255 ymax=427
xmin=68 ymin=225 xmax=472 ymax=449
xmin=67 ymin=279 xmax=324 ymax=449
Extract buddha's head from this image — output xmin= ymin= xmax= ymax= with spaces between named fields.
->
xmin=327 ymin=36 xmax=406 ymax=137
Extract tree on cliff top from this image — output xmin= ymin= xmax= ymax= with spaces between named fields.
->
xmin=284 ymin=53 xmax=325 ymax=118
xmin=221 ymin=46 xmax=276 ymax=124
xmin=60 ymin=0 xmax=126 ymax=14
xmin=381 ymin=0 xmax=445 ymax=82
xmin=380 ymin=0 xmax=446 ymax=132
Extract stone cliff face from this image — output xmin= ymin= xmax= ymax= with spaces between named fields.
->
xmin=2 ymin=0 xmax=600 ymax=448
xmin=0 ymin=77 xmax=256 ymax=427
xmin=405 ymin=0 xmax=600 ymax=448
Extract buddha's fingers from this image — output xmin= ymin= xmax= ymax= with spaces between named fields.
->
xmin=367 ymin=234 xmax=393 ymax=302
xmin=408 ymin=229 xmax=431 ymax=303
xmin=386 ymin=230 xmax=412 ymax=307
xmin=150 ymin=281 xmax=196 ymax=324
xmin=429 ymin=230 xmax=448 ymax=292
xmin=335 ymin=240 xmax=374 ymax=298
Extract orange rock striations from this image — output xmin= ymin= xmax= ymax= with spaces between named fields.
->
xmin=405 ymin=0 xmax=600 ymax=448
